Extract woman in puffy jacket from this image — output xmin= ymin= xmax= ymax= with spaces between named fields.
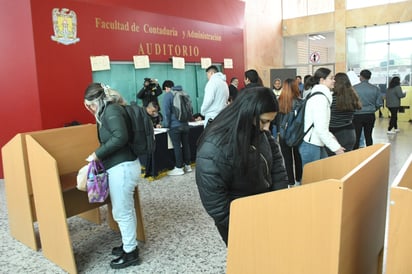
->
xmin=195 ymin=87 xmax=289 ymax=246
xmin=84 ymin=83 xmax=141 ymax=269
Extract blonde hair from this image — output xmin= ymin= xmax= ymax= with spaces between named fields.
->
xmin=84 ymin=83 xmax=127 ymax=124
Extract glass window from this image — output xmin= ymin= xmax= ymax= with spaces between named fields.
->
xmin=346 ymin=0 xmax=408 ymax=10
xmin=282 ymin=0 xmax=334 ymax=19
xmin=389 ymin=22 xmax=412 ymax=86
xmin=284 ymin=32 xmax=334 ymax=75
xmin=346 ymin=22 xmax=412 ymax=87
xmin=282 ymin=0 xmax=307 ymax=19
xmin=284 ymin=35 xmax=308 ymax=66
xmin=309 ymin=33 xmax=335 ymax=64
xmin=307 ymin=1 xmax=334 ymax=16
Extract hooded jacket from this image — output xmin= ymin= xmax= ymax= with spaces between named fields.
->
xmin=303 ymin=84 xmax=341 ymax=152
xmin=162 ymin=86 xmax=189 ymax=129
xmin=201 ymin=72 xmax=229 ymax=121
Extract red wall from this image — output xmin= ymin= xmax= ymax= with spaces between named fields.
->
xmin=82 ymin=0 xmax=245 ymax=28
xmin=0 ymin=0 xmax=42 ymax=178
xmin=0 ymin=0 xmax=245 ymax=178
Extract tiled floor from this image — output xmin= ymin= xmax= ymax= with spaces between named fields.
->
xmin=372 ymin=117 xmax=412 ymax=183
xmin=0 ymin=169 xmax=227 ymax=274
xmin=0 ymin=117 xmax=411 ymax=273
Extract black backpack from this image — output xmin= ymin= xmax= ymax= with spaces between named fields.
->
xmin=171 ymin=87 xmax=193 ymax=122
xmin=123 ymin=102 xmax=155 ymax=156
xmin=279 ymin=91 xmax=326 ymax=147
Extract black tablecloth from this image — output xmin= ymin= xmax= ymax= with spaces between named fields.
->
xmin=140 ymin=125 xmax=204 ymax=178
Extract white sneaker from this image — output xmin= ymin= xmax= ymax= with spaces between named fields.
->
xmin=387 ymin=130 xmax=396 ymax=134
xmin=395 ymin=129 xmax=400 ymax=132
xmin=168 ymin=167 xmax=184 ymax=176
xmin=184 ymin=165 xmax=192 ymax=173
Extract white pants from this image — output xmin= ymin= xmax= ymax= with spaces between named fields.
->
xmin=107 ymin=159 xmax=141 ymax=253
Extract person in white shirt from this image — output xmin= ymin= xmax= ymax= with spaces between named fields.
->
xmin=299 ymin=68 xmax=345 ymax=168
xmin=272 ymin=78 xmax=282 ymax=99
xmin=201 ymin=65 xmax=229 ymax=127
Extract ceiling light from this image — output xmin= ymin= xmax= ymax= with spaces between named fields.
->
xmin=308 ymin=34 xmax=326 ymax=40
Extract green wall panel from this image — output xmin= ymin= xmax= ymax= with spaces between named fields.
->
xmin=92 ymin=62 xmax=215 ymax=114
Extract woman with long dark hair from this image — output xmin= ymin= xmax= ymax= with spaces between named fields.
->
xmin=195 ymin=87 xmax=288 ymax=246
xmin=328 ymin=72 xmax=362 ymax=154
xmin=386 ymin=76 xmax=406 ymax=133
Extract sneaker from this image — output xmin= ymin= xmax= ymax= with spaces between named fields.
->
xmin=184 ymin=164 xmax=192 ymax=173
xmin=168 ymin=167 xmax=184 ymax=176
xmin=387 ymin=130 xmax=396 ymax=134
xmin=395 ymin=129 xmax=400 ymax=132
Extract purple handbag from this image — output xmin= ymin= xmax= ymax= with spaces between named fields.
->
xmin=86 ymin=160 xmax=109 ymax=203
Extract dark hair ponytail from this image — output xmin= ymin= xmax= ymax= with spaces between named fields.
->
xmin=304 ymin=76 xmax=317 ymax=89
xmin=304 ymin=67 xmax=332 ymax=89
xmin=84 ymin=83 xmax=105 ymax=101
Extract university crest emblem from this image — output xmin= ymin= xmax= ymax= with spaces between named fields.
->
xmin=51 ymin=8 xmax=80 ymax=45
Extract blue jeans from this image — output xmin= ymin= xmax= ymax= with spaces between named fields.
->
xmin=169 ymin=125 xmax=191 ymax=168
xmin=299 ymin=141 xmax=328 ymax=169
xmin=107 ymin=159 xmax=141 ymax=253
xmin=271 ymin=125 xmax=278 ymax=139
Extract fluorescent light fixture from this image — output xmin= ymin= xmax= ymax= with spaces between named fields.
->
xmin=308 ymin=34 xmax=326 ymax=40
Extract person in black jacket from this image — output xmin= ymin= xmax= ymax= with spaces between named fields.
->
xmin=195 ymin=87 xmax=289 ymax=246
xmin=84 ymin=83 xmax=141 ymax=269
xmin=136 ymin=78 xmax=162 ymax=107
xmin=146 ymin=101 xmax=163 ymax=128
xmin=228 ymin=77 xmax=239 ymax=103
xmin=242 ymin=69 xmax=263 ymax=89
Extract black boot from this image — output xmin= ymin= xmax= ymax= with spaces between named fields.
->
xmin=111 ymin=244 xmax=123 ymax=256
xmin=110 ymin=248 xmax=140 ymax=269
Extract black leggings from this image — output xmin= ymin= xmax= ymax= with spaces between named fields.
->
xmin=279 ymin=137 xmax=302 ymax=184
xmin=388 ymin=107 xmax=399 ymax=131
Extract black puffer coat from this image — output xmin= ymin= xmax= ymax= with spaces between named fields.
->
xmin=95 ymin=102 xmax=136 ymax=169
xmin=195 ymin=130 xmax=288 ymax=228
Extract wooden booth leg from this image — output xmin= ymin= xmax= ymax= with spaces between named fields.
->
xmin=26 ymin=136 xmax=77 ymax=274
xmin=2 ymin=134 xmax=39 ymax=250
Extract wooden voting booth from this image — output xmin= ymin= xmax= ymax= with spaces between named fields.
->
xmin=385 ymin=153 xmax=412 ymax=273
xmin=227 ymin=144 xmax=390 ymax=274
xmin=2 ymin=125 xmax=103 ymax=251
xmin=2 ymin=124 xmax=145 ymax=274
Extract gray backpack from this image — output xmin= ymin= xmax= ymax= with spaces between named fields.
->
xmin=172 ymin=86 xmax=193 ymax=122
